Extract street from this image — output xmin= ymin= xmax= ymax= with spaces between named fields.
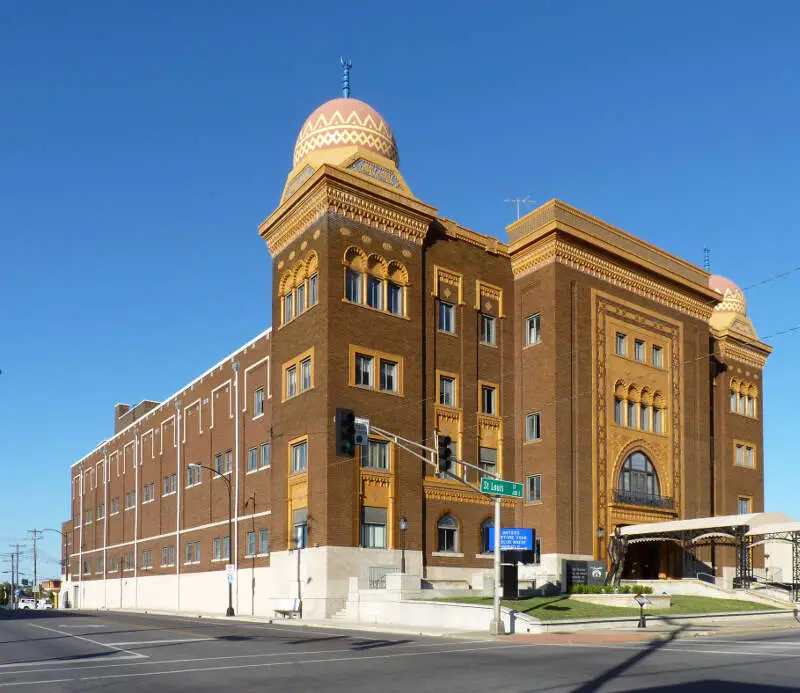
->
xmin=0 ymin=610 xmax=799 ymax=691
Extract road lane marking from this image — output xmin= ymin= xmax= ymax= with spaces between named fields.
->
xmin=104 ymin=638 xmax=215 ymax=647
xmin=0 ymin=655 xmax=142 ymax=670
xmin=27 ymin=623 xmax=147 ymax=660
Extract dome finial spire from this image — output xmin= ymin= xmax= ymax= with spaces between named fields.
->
xmin=340 ymin=57 xmax=352 ymax=98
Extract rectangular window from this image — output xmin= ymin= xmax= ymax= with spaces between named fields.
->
xmin=379 ymin=360 xmax=397 ymax=393
xmin=481 ymin=385 xmax=497 ymax=415
xmin=346 ymin=269 xmax=362 ymax=303
xmin=163 ymin=475 xmax=171 ymax=495
xmin=185 ymin=541 xmax=194 ymax=564
xmin=224 ymin=450 xmax=232 ymax=474
xmin=293 ymin=508 xmax=308 ymax=549
xmin=653 ymin=408 xmax=663 ymax=434
xmin=526 ymin=412 xmax=542 ymax=441
xmin=283 ymin=293 xmax=293 ymax=324
xmin=634 ymin=339 xmax=645 ymax=363
xmin=387 ymin=282 xmax=403 ymax=315
xmin=616 ymin=333 xmax=627 ymax=356
xmin=213 ymin=536 xmax=230 ymax=560
xmin=125 ymin=491 xmax=135 ymax=509
xmin=614 ymin=398 xmax=624 ymax=425
xmin=97 ymin=504 xmax=105 ymax=520
xmin=738 ymin=396 xmax=746 ymax=415
xmin=735 ymin=444 xmax=744 ymax=467
xmin=478 ymin=446 xmax=497 ymax=480
xmin=213 ymin=538 xmax=221 ymax=561
xmin=248 ymin=447 xmax=258 ymax=472
xmin=745 ymin=446 xmax=755 ymax=468
xmin=161 ymin=545 xmax=175 ymax=567
xmin=85 ymin=509 xmax=93 ymax=524
xmin=142 ymin=484 xmax=151 ymax=502
xmin=260 ymin=442 xmax=270 ymax=469
xmin=367 ymin=276 xmax=383 ymax=309
xmin=246 ymin=531 xmax=256 ymax=557
xmin=223 ymin=536 xmax=230 ymax=559
xmin=141 ymin=549 xmax=152 ymax=570
xmin=730 ymin=390 xmax=737 ymax=412
xmin=296 ymin=283 xmax=306 ymax=315
xmin=187 ymin=464 xmax=201 ymax=486
xmin=194 ymin=540 xmax=200 ymax=563
xmin=747 ymin=397 xmax=755 ymax=417
xmin=738 ymin=496 xmax=752 ymax=515
xmin=96 ymin=557 xmax=104 ymax=574
xmin=361 ymin=506 xmax=387 ymax=548
xmin=639 ymin=405 xmax=649 ymax=431
xmin=439 ymin=375 xmax=456 ymax=407
xmin=363 ymin=440 xmax=389 ymax=470
xmin=308 ymin=274 xmax=318 ymax=306
xmin=526 ymin=474 xmax=542 ymax=503
xmin=480 ymin=315 xmax=496 ymax=345
xmin=254 ymin=388 xmax=264 ymax=415
xmin=109 ymin=556 xmax=119 ymax=572
xmin=627 ymin=402 xmax=637 ymax=428
xmin=215 ymin=453 xmax=223 ymax=475
xmin=300 ymin=357 xmax=312 ymax=391
xmin=111 ymin=498 xmax=119 ymax=514
xmin=291 ymin=440 xmax=308 ymax=473
xmin=285 ymin=365 xmax=297 ymax=398
xmin=438 ymin=301 xmax=455 ymax=333
xmin=652 ymin=345 xmax=663 ymax=368
xmin=526 ymin=314 xmax=541 ymax=345
xmin=355 ymin=354 xmax=374 ymax=387
xmin=259 ymin=529 xmax=269 ymax=555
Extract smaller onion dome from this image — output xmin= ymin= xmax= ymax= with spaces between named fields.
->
xmin=709 ymin=274 xmax=747 ymax=315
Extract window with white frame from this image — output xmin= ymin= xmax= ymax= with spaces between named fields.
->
xmin=161 ymin=545 xmax=175 ymax=567
xmin=213 ymin=536 xmax=230 ymax=561
xmin=627 ymin=402 xmax=637 ymax=428
xmin=439 ymin=375 xmax=456 ymax=407
xmin=481 ymin=385 xmax=497 ymax=415
xmin=480 ymin=315 xmax=496 ymax=345
xmin=143 ymin=483 xmax=155 ymax=503
xmin=438 ymin=301 xmax=455 ymax=333
xmin=346 ymin=269 xmax=362 ymax=303
xmin=291 ymin=440 xmax=308 ymax=473
xmin=738 ymin=496 xmax=751 ymax=515
xmin=248 ymin=447 xmax=258 ymax=472
xmin=260 ymin=442 xmax=270 ymax=469
xmin=361 ymin=506 xmax=387 ymax=548
xmin=634 ymin=339 xmax=645 ymax=363
xmin=110 ymin=497 xmax=120 ymax=514
xmin=163 ymin=474 xmax=176 ymax=495
xmin=141 ymin=549 xmax=152 ymax=569
xmin=184 ymin=540 xmax=200 ymax=564
xmin=123 ymin=551 xmax=135 ymax=571
xmin=640 ymin=405 xmax=650 ymax=431
xmin=526 ymin=412 xmax=542 ymax=442
xmin=85 ymin=509 xmax=93 ymax=524
xmin=285 ymin=365 xmax=297 ymax=398
xmin=254 ymin=388 xmax=264 ymax=416
xmin=616 ymin=333 xmax=627 ymax=356
xmin=97 ymin=503 xmax=105 ymax=520
xmin=526 ymin=313 xmax=541 ymax=345
xmin=308 ymin=274 xmax=318 ymax=306
xmin=283 ymin=292 xmax=293 ymax=324
xmin=363 ymin=440 xmax=389 ymax=470
xmin=367 ymin=276 xmax=383 ymax=310
xmin=653 ymin=408 xmax=664 ymax=434
xmin=436 ymin=514 xmax=458 ymax=552
xmin=186 ymin=464 xmax=201 ymax=486
xmin=379 ymin=359 xmax=397 ymax=393
xmin=224 ymin=450 xmax=232 ymax=474
xmin=526 ymin=474 xmax=542 ymax=503
xmin=125 ymin=491 xmax=135 ymax=509
xmin=296 ymin=282 xmax=306 ymax=315
xmin=96 ymin=556 xmax=104 ymax=574
xmin=293 ymin=508 xmax=308 ymax=548
xmin=355 ymin=354 xmax=373 ymax=387
xmin=652 ymin=345 xmax=663 ymax=368
xmin=246 ymin=531 xmax=256 ymax=556
xmin=259 ymin=529 xmax=269 ymax=555
xmin=479 ymin=447 xmax=497 ymax=481
xmin=614 ymin=398 xmax=624 ymax=425
xmin=300 ymin=357 xmax=312 ymax=391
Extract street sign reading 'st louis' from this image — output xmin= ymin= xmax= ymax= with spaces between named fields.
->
xmin=480 ymin=477 xmax=523 ymax=498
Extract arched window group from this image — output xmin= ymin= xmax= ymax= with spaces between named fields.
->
xmin=613 ymin=381 xmax=666 ymax=434
xmin=343 ymin=246 xmax=408 ymax=317
xmin=279 ymin=251 xmax=319 ymax=326
xmin=730 ymin=379 xmax=758 ymax=418
xmin=618 ymin=451 xmax=661 ymax=497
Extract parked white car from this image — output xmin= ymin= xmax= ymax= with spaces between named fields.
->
xmin=18 ymin=598 xmax=36 ymax=610
xmin=37 ymin=600 xmax=53 ymax=610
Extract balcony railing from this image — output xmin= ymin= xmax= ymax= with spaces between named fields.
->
xmin=613 ymin=488 xmax=675 ymax=510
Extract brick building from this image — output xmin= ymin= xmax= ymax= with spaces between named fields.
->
xmin=62 ymin=89 xmax=771 ymax=616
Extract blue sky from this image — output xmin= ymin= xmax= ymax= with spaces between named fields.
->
xmin=2 ymin=1 xmax=799 ymax=578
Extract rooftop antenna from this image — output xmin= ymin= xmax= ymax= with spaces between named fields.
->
xmin=504 ymin=195 xmax=535 ymax=221
xmin=703 ymin=247 xmax=711 ymax=272
xmin=340 ymin=57 xmax=352 ymax=98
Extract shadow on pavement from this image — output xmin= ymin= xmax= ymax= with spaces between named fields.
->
xmin=622 ymin=683 xmax=798 ymax=692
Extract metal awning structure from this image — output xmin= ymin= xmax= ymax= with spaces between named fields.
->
xmin=614 ymin=513 xmax=798 ymax=601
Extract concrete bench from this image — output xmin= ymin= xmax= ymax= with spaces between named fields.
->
xmin=273 ymin=598 xmax=301 ymax=619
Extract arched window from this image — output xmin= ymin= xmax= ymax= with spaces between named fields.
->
xmin=343 ymin=247 xmax=407 ymax=316
xmin=619 ymin=452 xmax=661 ymax=499
xmin=480 ymin=518 xmax=493 ymax=554
xmin=437 ymin=514 xmax=459 ymax=553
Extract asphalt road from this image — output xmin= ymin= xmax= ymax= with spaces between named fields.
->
xmin=1 ymin=610 xmax=799 ymax=691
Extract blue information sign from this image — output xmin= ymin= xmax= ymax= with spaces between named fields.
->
xmin=488 ymin=527 xmax=534 ymax=551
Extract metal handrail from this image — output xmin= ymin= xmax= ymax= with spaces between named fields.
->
xmin=612 ymin=489 xmax=675 ymax=510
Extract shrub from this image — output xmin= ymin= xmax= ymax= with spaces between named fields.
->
xmin=630 ymin=584 xmax=653 ymax=595
xmin=602 ymin=584 xmax=614 ymax=594
xmin=619 ymin=585 xmax=632 ymax=594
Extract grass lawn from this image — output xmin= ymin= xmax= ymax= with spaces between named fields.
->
xmin=437 ymin=594 xmax=779 ymax=621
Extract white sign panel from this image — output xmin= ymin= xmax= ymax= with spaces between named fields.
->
xmin=354 ymin=417 xmax=370 ymax=446
xmin=225 ymin=563 xmax=235 ymax=577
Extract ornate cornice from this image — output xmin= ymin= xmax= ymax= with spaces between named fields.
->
xmin=424 ymin=480 xmax=515 ymax=507
xmin=260 ymin=167 xmax=436 ymax=257
xmin=717 ymin=338 xmax=771 ymax=370
xmin=513 ymin=237 xmax=714 ymax=321
xmin=440 ymin=219 xmax=509 ymax=256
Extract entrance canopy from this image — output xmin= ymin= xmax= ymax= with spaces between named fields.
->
xmin=619 ymin=512 xmax=792 ymax=541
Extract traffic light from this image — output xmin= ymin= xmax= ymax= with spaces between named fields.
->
xmin=335 ymin=408 xmax=356 ymax=457
xmin=438 ymin=435 xmax=453 ymax=474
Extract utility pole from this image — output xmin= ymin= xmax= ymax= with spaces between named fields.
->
xmin=10 ymin=551 xmax=15 ymax=609
xmin=28 ymin=530 xmax=42 ymax=597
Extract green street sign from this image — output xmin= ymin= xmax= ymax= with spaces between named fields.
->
xmin=480 ymin=477 xmax=524 ymax=499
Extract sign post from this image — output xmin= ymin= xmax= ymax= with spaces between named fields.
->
xmin=491 ymin=496 xmax=503 ymax=635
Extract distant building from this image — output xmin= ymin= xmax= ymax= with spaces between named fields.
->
xmin=62 ymin=82 xmax=771 ymax=616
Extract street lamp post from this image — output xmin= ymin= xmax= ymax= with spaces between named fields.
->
xmin=188 ymin=463 xmax=235 ymax=616
xmin=399 ymin=516 xmax=408 ymax=574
